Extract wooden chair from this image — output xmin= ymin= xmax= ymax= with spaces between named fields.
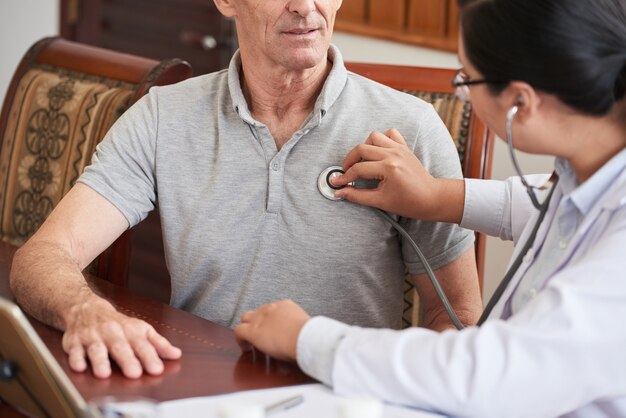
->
xmin=0 ymin=37 xmax=192 ymax=287
xmin=345 ymin=62 xmax=494 ymax=327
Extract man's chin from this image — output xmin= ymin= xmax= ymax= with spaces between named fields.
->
xmin=278 ymin=47 xmax=329 ymax=71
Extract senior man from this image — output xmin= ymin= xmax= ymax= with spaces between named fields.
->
xmin=10 ymin=0 xmax=482 ymax=379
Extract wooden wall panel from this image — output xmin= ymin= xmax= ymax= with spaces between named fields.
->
xmin=369 ymin=0 xmax=405 ymax=30
xmin=407 ymin=0 xmax=447 ymax=37
xmin=334 ymin=0 xmax=458 ymax=52
xmin=448 ymin=0 xmax=460 ymax=41
xmin=337 ymin=0 xmax=367 ymax=23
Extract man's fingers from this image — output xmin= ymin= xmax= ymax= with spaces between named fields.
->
xmin=147 ymin=328 xmax=182 ymax=360
xmin=64 ymin=319 xmax=182 ymax=380
xmin=62 ymin=334 xmax=88 ymax=372
xmin=66 ymin=344 xmax=88 ymax=373
xmin=106 ymin=339 xmax=142 ymax=379
xmin=97 ymin=320 xmax=143 ymax=379
xmin=100 ymin=322 xmax=179 ymax=378
xmin=86 ymin=341 xmax=112 ymax=379
xmin=130 ymin=339 xmax=164 ymax=376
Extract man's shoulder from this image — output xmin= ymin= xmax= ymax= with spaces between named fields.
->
xmin=150 ymin=69 xmax=229 ymax=99
xmin=344 ymin=71 xmax=433 ymax=109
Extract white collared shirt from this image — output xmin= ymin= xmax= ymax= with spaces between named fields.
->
xmin=297 ymin=148 xmax=626 ymax=418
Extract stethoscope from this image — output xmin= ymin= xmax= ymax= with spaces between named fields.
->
xmin=316 ymin=104 xmax=558 ymax=329
xmin=317 ymin=166 xmax=347 ymax=200
xmin=317 ymin=166 xmax=380 ymax=200
xmin=317 ymin=165 xmax=467 ymax=330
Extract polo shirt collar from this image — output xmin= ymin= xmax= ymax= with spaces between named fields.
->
xmin=227 ymin=50 xmax=255 ymax=125
xmin=227 ymin=45 xmax=348 ymax=127
xmin=314 ymin=44 xmax=348 ymax=119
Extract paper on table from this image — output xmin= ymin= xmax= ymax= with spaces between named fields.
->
xmin=157 ymin=383 xmax=447 ymax=418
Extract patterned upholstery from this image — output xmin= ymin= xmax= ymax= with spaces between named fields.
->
xmin=0 ymin=66 xmax=133 ymax=249
xmin=0 ymin=37 xmax=192 ymax=284
xmin=410 ymin=91 xmax=471 ymax=166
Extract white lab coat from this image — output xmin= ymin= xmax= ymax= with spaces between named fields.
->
xmin=297 ymin=151 xmax=626 ymax=418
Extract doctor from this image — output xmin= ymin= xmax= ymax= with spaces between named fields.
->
xmin=235 ymin=0 xmax=626 ymax=416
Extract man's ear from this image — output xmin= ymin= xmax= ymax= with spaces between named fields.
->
xmin=213 ymin=0 xmax=237 ymax=18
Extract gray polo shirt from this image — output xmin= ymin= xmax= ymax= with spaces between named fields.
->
xmin=79 ymin=45 xmax=473 ymax=329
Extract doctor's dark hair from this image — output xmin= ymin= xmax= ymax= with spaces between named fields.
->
xmin=457 ymin=0 xmax=626 ymax=116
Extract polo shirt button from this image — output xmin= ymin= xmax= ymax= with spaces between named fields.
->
xmin=271 ymin=162 xmax=280 ymax=171
xmin=559 ymin=239 xmax=568 ymax=249
xmin=528 ymin=288 xmax=538 ymax=299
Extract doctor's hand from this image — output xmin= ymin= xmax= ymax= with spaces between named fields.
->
xmin=61 ymin=296 xmax=182 ymax=379
xmin=332 ymin=129 xmax=465 ymax=224
xmin=234 ymin=300 xmax=311 ymax=362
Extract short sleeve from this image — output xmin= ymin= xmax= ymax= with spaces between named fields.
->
xmin=78 ymin=88 xmax=160 ymax=227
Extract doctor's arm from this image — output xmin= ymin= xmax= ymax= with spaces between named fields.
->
xmin=236 ymin=222 xmax=626 ymax=417
xmin=333 ymin=129 xmax=467 ymax=224
xmin=9 ymin=183 xmax=181 ymax=379
xmin=334 ymin=129 xmax=549 ymax=243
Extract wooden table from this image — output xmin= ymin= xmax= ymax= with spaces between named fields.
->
xmin=0 ymin=242 xmax=313 ymax=417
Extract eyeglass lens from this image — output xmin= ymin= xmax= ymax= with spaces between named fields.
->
xmin=453 ymin=72 xmax=471 ymax=101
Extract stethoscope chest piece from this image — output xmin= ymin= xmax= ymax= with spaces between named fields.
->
xmin=318 ymin=166 xmax=345 ymax=201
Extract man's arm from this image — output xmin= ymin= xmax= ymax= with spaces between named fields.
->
xmin=410 ymin=247 xmax=482 ymax=331
xmin=9 ymin=183 xmax=181 ymax=379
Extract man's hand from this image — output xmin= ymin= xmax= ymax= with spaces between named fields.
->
xmin=234 ymin=300 xmax=311 ymax=362
xmin=8 ymin=185 xmax=181 ymax=379
xmin=61 ymin=297 xmax=181 ymax=379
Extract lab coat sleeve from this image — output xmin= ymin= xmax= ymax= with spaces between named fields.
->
xmin=461 ymin=174 xmax=552 ymax=243
xmin=297 ymin=316 xmax=351 ymax=386
xmin=321 ymin=211 xmax=626 ymax=418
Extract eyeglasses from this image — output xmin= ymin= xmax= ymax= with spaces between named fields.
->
xmin=451 ymin=69 xmax=503 ymax=101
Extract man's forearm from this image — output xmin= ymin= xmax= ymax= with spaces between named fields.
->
xmin=9 ymin=239 xmax=108 ymax=331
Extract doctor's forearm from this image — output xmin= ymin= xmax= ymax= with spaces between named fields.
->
xmin=429 ymin=178 xmax=466 ymax=224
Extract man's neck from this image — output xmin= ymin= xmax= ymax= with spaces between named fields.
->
xmin=240 ymin=55 xmax=332 ymax=149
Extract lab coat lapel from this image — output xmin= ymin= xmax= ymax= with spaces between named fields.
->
xmin=489 ymin=169 xmax=626 ymax=321
xmin=536 ymin=169 xmax=626 ymax=282
xmin=488 ymin=188 xmax=562 ymax=320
